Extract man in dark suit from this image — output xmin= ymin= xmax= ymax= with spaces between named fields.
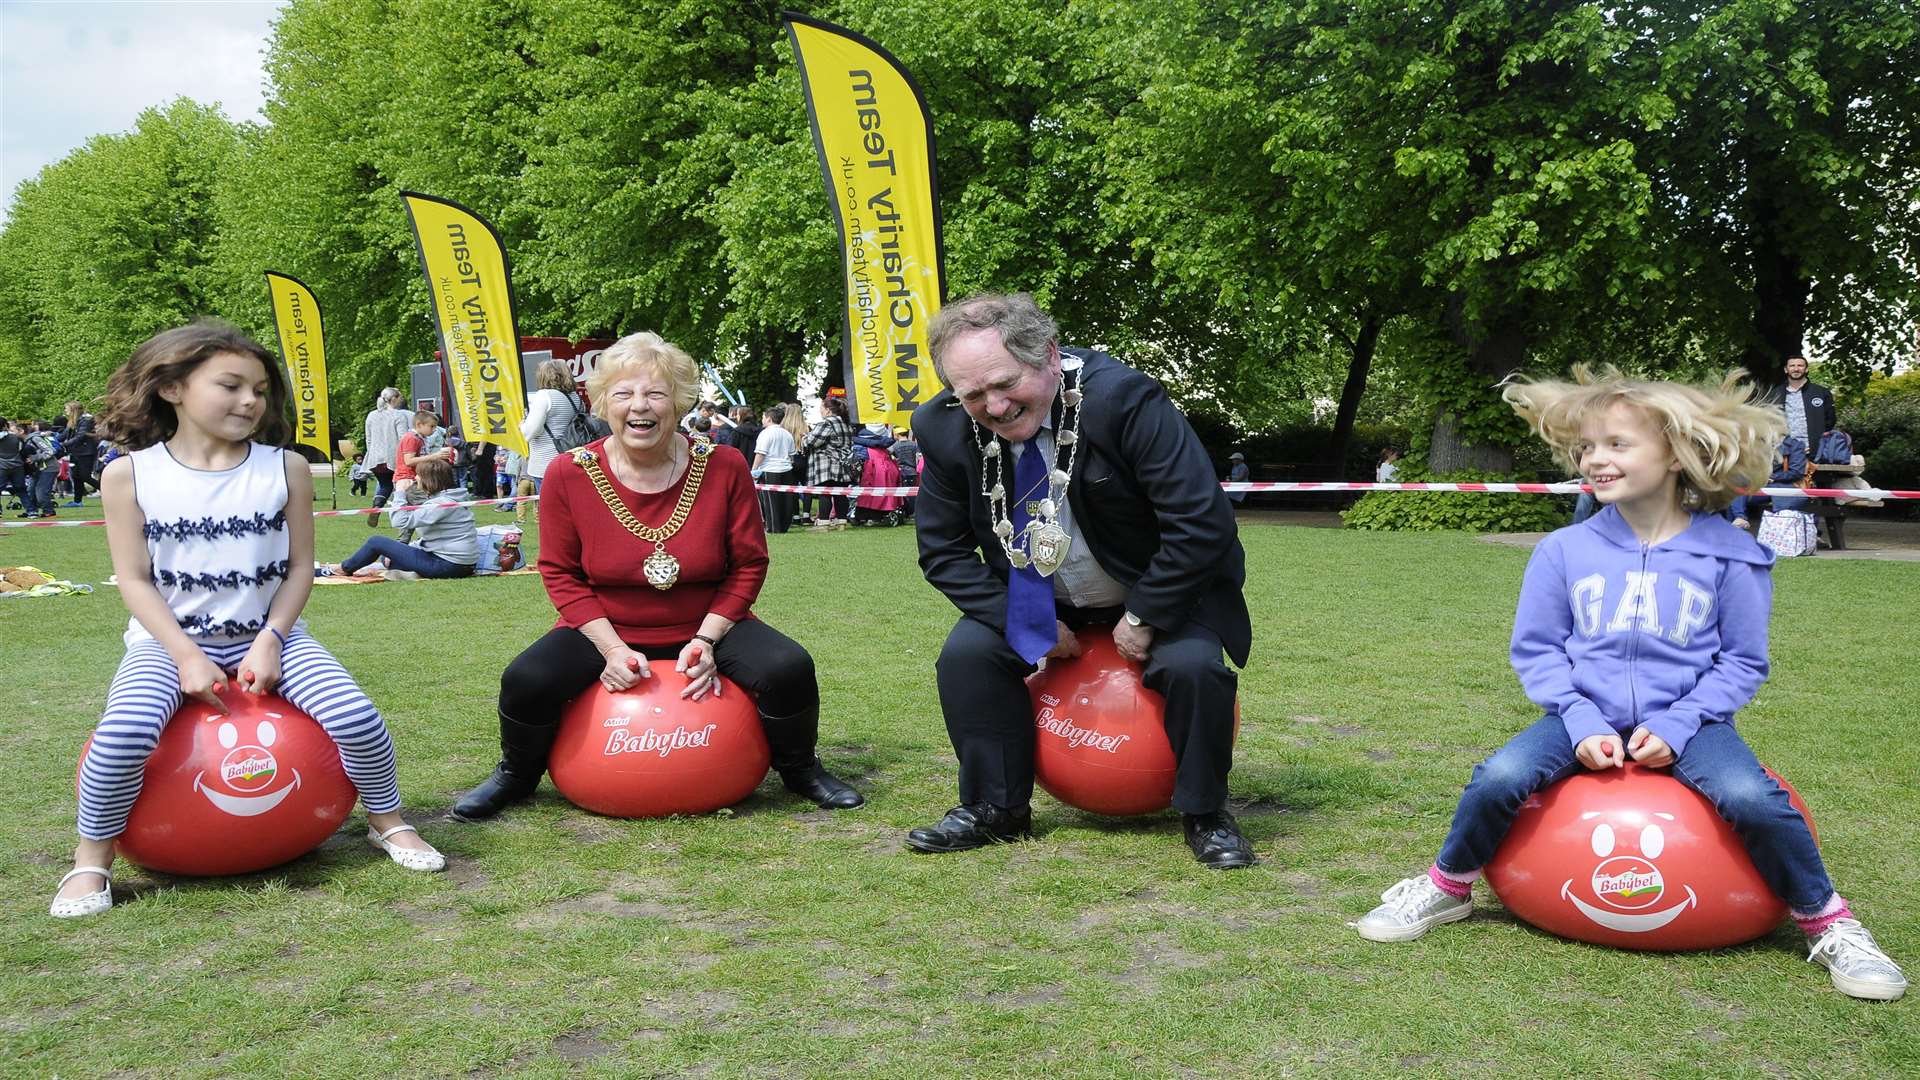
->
xmin=1773 ymin=355 xmax=1836 ymax=455
xmin=904 ymin=293 xmax=1255 ymax=869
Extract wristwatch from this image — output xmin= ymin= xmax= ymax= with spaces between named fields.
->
xmin=1123 ymin=610 xmax=1144 ymax=628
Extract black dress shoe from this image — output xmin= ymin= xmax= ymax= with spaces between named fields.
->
xmin=1183 ymin=809 xmax=1255 ymax=869
xmin=905 ymin=804 xmax=1033 ymax=853
xmin=779 ymin=762 xmax=865 ymax=809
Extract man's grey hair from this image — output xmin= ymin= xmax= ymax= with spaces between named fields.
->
xmin=378 ymin=387 xmax=403 ymax=407
xmin=928 ymin=293 xmax=1059 ymax=385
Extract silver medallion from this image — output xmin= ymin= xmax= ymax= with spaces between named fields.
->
xmin=1028 ymin=523 xmax=1070 ymax=577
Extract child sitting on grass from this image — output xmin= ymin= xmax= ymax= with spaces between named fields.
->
xmin=1351 ymin=365 xmax=1906 ymax=1002
xmin=326 ymin=457 xmax=479 ymax=579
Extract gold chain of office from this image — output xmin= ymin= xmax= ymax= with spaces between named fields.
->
xmin=572 ymin=443 xmax=711 ymax=590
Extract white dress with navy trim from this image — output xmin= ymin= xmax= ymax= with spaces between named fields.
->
xmin=126 ymin=442 xmax=295 ymax=646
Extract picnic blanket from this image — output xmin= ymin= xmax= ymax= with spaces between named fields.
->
xmin=0 ymin=565 xmax=95 ymax=598
xmin=313 ymin=566 xmax=539 ymax=585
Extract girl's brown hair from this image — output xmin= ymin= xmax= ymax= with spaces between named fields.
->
xmin=413 ymin=456 xmax=454 ymax=494
xmin=99 ymin=321 xmax=290 ymax=450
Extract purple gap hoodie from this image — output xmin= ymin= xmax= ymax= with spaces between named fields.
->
xmin=1510 ymin=506 xmax=1774 ymax=757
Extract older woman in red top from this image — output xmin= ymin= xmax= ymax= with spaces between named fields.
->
xmin=452 ymin=332 xmax=862 ymax=820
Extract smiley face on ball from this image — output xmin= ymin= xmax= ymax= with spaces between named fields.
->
xmin=1558 ymin=809 xmax=1699 ymax=933
xmin=191 ymin=713 xmax=303 ymax=817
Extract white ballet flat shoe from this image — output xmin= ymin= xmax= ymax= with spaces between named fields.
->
xmin=50 ymin=866 xmax=114 ymax=918
xmin=367 ymin=823 xmax=446 ymax=872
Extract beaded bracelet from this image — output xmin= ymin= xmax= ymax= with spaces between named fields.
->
xmin=268 ymin=626 xmax=289 ymax=646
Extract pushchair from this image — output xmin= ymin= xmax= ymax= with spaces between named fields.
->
xmin=852 ymin=446 xmax=905 ymax=526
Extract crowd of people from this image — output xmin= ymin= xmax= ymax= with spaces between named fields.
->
xmin=32 ymin=295 xmax=1909 ymax=1005
xmin=673 ymin=393 xmax=919 ymax=535
xmin=0 ymin=402 xmax=108 ymax=517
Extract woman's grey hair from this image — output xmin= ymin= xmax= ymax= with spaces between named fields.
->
xmin=379 ymin=387 xmax=403 ymax=407
xmin=927 ymin=293 xmax=1059 ymax=384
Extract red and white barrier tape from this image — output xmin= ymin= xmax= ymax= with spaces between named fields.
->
xmin=5 ymin=481 xmax=1912 ymax=528
xmin=1 ymin=494 xmax=539 ymax=529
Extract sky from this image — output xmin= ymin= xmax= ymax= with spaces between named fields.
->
xmin=0 ymin=0 xmax=286 ymax=222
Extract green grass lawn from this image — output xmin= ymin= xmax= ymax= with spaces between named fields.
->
xmin=2 ymin=496 xmax=1915 ymax=1078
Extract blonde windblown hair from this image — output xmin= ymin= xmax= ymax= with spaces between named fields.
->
xmin=1502 ymin=365 xmax=1787 ymax=512
xmin=585 ymin=332 xmax=699 ymax=421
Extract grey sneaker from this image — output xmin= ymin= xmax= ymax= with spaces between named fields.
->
xmin=1808 ymin=918 xmax=1907 ymax=1001
xmin=1354 ymin=875 xmax=1472 ymax=942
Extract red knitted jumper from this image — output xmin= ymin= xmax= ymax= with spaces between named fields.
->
xmin=538 ymin=437 xmax=768 ymax=646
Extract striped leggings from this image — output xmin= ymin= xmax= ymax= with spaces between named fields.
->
xmin=78 ymin=631 xmax=401 ymax=840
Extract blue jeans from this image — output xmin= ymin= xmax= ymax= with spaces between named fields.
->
xmin=30 ymin=466 xmax=56 ymax=513
xmin=1729 ymin=493 xmax=1807 ymax=522
xmin=1435 ymin=714 xmax=1833 ymax=912
xmin=1571 ymin=492 xmax=1598 ymax=523
xmin=340 ymin=535 xmax=475 ymax=578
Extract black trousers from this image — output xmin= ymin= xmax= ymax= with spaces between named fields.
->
xmin=761 ymin=486 xmax=794 ymax=533
xmin=499 ymin=620 xmax=822 ymax=770
xmin=812 ymin=481 xmax=851 ymax=520
xmin=935 ymin=611 xmax=1238 ymax=815
xmin=70 ymin=455 xmax=98 ymax=498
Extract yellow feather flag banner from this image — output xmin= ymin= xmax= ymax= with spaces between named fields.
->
xmin=399 ymin=192 xmax=530 ymax=454
xmin=784 ymin=12 xmax=946 ymax=428
xmin=263 ymin=271 xmax=331 ymax=459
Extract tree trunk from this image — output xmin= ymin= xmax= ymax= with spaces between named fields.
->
xmin=1321 ymin=315 xmax=1381 ymax=479
xmin=1741 ymin=174 xmax=1808 ymax=397
xmin=1428 ymin=410 xmax=1513 ymax=474
xmin=732 ymin=327 xmax=805 ymax=410
xmin=1430 ymin=294 xmax=1526 ymax=475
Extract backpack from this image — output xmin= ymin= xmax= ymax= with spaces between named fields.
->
xmin=25 ymin=432 xmax=56 ymax=467
xmin=1771 ymin=436 xmax=1812 ymax=486
xmin=547 ymin=391 xmax=597 ymax=454
xmin=1813 ymin=429 xmax=1853 ymax=466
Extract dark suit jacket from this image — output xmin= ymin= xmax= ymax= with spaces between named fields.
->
xmin=1766 ymin=381 xmax=1836 ymax=451
xmin=913 ymin=348 xmax=1251 ymax=667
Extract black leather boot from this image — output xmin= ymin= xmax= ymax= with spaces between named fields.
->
xmin=763 ymin=705 xmax=863 ymax=809
xmin=450 ymin=716 xmax=556 ymax=821
xmin=777 ymin=758 xmax=865 ymax=809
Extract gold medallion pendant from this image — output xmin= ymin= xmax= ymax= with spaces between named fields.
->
xmin=575 ymin=443 xmax=710 ymax=591
xmin=642 ymin=546 xmax=681 ymax=590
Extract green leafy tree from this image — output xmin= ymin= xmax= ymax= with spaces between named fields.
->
xmin=0 ymin=101 xmax=244 ymax=419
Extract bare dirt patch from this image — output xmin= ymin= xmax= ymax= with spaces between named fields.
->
xmin=551 ymin=1026 xmax=613 ymax=1061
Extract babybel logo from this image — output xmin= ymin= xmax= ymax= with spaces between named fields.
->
xmin=1591 ymin=857 xmax=1664 ymax=910
xmin=604 ymin=724 xmax=719 ymax=758
xmin=1035 ymin=706 xmax=1130 ymax=754
xmin=220 ymin=749 xmax=278 ymax=792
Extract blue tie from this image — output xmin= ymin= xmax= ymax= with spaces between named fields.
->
xmin=1005 ymin=438 xmax=1056 ymax=664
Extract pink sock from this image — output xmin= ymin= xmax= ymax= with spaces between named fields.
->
xmin=1793 ymin=894 xmax=1852 ymax=937
xmin=1428 ymin=864 xmax=1475 ymax=900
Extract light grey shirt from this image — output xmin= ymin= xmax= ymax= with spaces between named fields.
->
xmin=1009 ymin=419 xmax=1127 ymax=608
xmin=1784 ymin=387 xmax=1808 ymax=443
